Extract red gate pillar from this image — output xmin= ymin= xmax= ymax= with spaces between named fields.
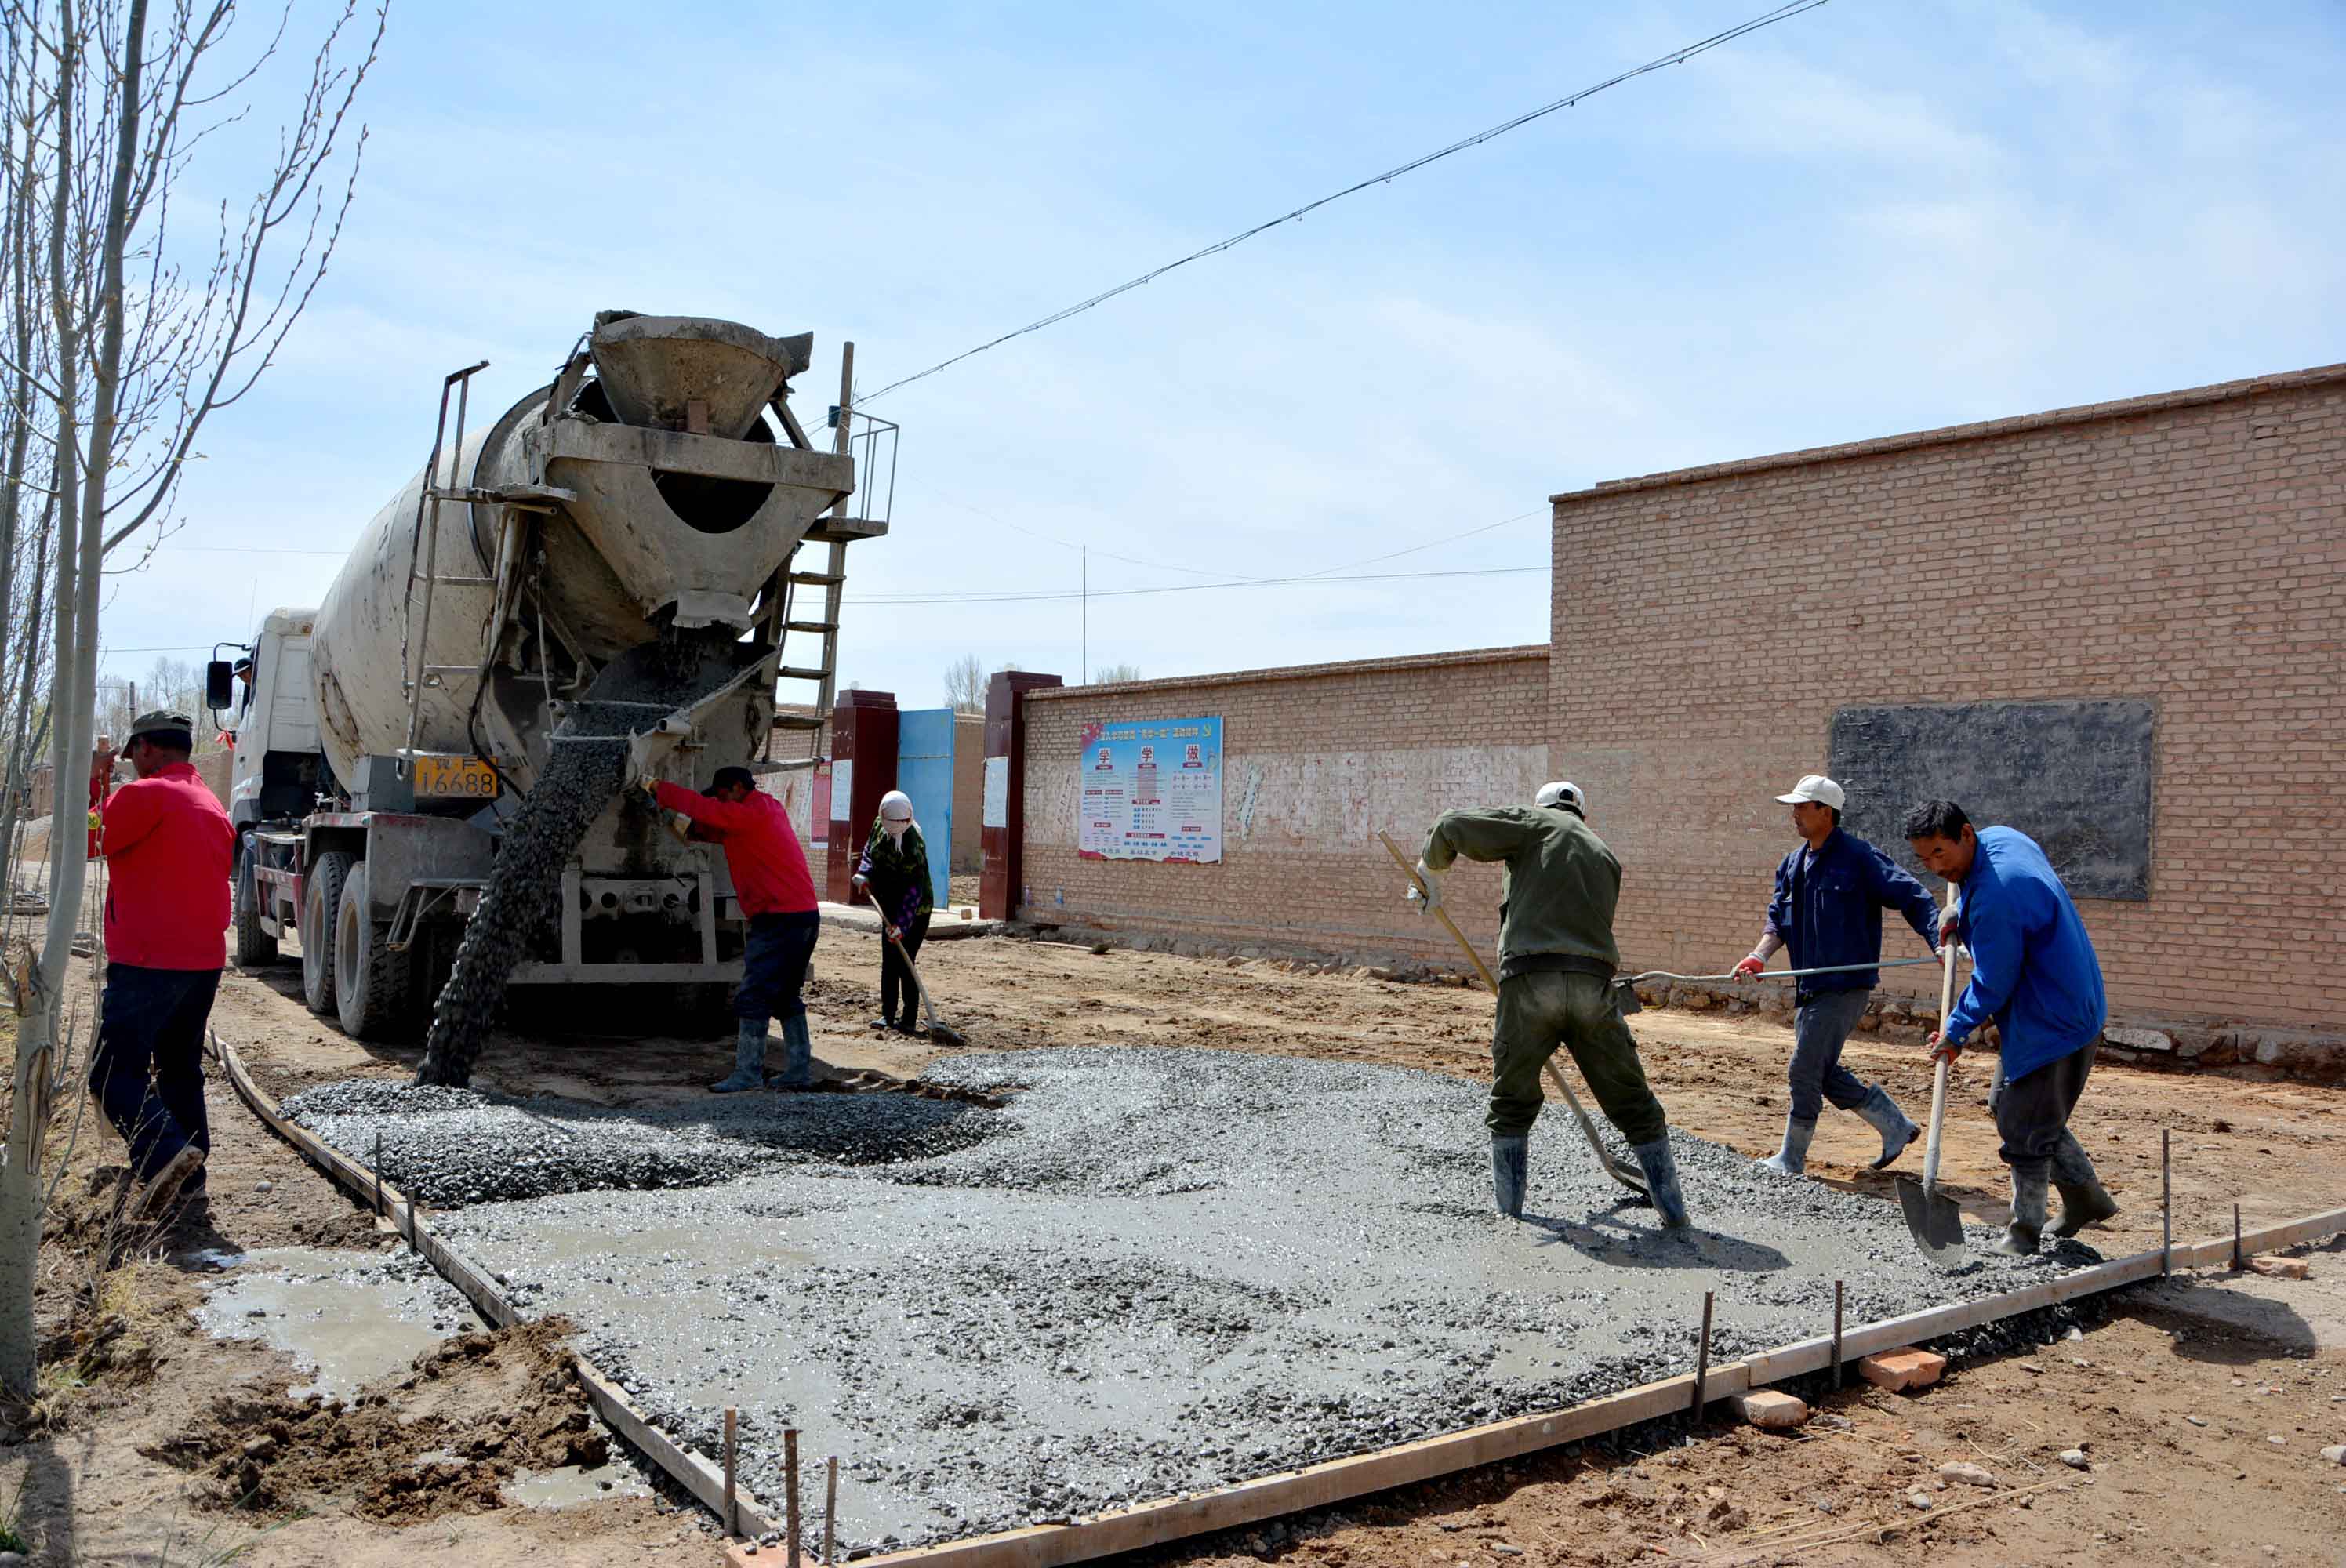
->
xmin=826 ymin=690 xmax=898 ymax=903
xmin=979 ymin=670 xmax=1062 ymax=921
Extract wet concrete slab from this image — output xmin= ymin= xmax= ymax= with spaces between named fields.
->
xmin=194 ymin=1247 xmax=474 ymax=1403
xmin=294 ymin=1047 xmax=2106 ymax=1557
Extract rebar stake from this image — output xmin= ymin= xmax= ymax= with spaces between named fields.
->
xmin=824 ymin=1454 xmax=840 ymax=1565
xmin=372 ymin=1132 xmax=384 ymax=1218
xmin=2232 ymin=1203 xmax=2243 ymax=1270
xmin=2161 ymin=1129 xmax=2173 ymax=1276
xmin=786 ymin=1428 xmax=802 ymax=1568
xmin=1831 ymin=1280 xmax=1844 ymax=1391
xmin=1690 ymin=1291 xmax=1714 ymax=1417
xmin=722 ymin=1407 xmax=738 ymax=1538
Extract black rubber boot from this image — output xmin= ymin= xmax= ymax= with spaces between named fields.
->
xmin=1630 ymin=1137 xmax=1690 ymax=1229
xmin=710 ymin=1020 xmax=766 ymax=1093
xmin=1491 ymin=1134 xmax=1528 ymax=1219
xmin=2050 ymin=1133 xmax=2119 ymax=1236
xmin=1999 ymin=1163 xmax=2050 ymax=1256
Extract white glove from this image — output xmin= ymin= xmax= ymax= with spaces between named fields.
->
xmin=1406 ymin=858 xmax=1443 ymax=916
xmin=625 ymin=730 xmax=676 ymax=794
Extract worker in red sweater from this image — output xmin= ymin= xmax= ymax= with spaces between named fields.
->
xmin=640 ymin=760 xmax=822 ymax=1092
xmin=91 ymin=710 xmax=234 ymax=1219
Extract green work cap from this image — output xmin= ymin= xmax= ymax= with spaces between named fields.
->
xmin=127 ymin=710 xmax=195 ymax=742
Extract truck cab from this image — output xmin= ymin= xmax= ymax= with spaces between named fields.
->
xmin=220 ymin=608 xmax=323 ymax=837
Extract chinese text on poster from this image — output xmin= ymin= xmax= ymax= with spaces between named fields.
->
xmin=1077 ymin=717 xmax=1222 ymax=863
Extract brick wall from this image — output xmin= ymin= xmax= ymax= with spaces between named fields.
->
xmin=1020 ymin=648 xmax=1551 ymax=963
xmin=1551 ymin=364 xmax=2346 ymax=1029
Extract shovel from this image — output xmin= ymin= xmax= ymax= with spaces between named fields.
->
xmin=1896 ymin=888 xmax=1969 ymax=1269
xmin=865 ymin=892 xmax=970 ymax=1047
xmin=1377 ymin=832 xmax=1648 ymax=1200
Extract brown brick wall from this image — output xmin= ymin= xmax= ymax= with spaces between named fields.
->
xmin=1021 ymin=649 xmax=1552 ymax=963
xmin=1551 ymin=365 xmax=2346 ymax=1029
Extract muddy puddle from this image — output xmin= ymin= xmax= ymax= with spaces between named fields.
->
xmin=504 ymin=1459 xmax=655 ymax=1508
xmin=194 ymin=1246 xmax=477 ymax=1402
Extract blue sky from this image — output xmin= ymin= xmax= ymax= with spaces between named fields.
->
xmin=102 ymin=0 xmax=2346 ymax=710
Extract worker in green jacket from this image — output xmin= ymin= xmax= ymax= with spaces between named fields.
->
xmin=1414 ymin=781 xmax=1688 ymax=1228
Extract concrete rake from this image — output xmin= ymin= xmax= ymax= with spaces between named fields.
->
xmin=1377 ymin=832 xmax=1648 ymax=1200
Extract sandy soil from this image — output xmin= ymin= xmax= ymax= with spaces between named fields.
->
xmin=2 ymin=924 xmax=2340 ymax=1566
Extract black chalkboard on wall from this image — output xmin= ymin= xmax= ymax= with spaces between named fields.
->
xmin=1826 ymin=700 xmax=2155 ymax=902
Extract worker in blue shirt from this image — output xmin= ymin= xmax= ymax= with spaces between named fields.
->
xmin=1734 ymin=775 xmax=1940 ymax=1178
xmin=1905 ymin=800 xmax=2119 ymax=1255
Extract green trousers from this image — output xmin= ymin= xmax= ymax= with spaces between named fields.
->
xmin=1489 ymin=970 xmax=1668 ymax=1145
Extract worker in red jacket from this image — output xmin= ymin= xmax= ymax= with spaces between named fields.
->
xmin=91 ymin=710 xmax=234 ymax=1220
xmin=640 ymin=760 xmax=822 ymax=1092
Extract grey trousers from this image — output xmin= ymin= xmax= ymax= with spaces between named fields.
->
xmin=1996 ymin=1043 xmax=2096 ymax=1176
xmin=1786 ymin=989 xmax=1873 ymax=1122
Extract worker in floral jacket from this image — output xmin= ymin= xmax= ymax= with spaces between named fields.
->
xmin=852 ymin=790 xmax=934 ymax=1035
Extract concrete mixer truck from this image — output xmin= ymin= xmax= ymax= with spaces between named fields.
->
xmin=206 ymin=311 xmax=883 ymax=1044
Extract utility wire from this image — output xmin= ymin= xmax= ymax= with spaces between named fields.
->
xmin=859 ymin=1 xmax=1830 ymax=404
xmin=844 ymin=562 xmax=1546 ymax=608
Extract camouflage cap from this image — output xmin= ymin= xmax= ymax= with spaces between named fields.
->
xmin=126 ymin=710 xmax=196 ymax=742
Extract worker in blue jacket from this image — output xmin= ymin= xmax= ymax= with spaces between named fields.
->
xmin=1905 ymin=800 xmax=2119 ymax=1255
xmin=1733 ymin=775 xmax=1940 ymax=1178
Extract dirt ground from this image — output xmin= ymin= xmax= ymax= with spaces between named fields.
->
xmin=2 ymin=923 xmax=2341 ymax=1566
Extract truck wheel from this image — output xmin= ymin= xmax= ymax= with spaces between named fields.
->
xmin=234 ymin=848 xmax=278 ymax=967
xmin=300 ymin=850 xmax=353 ymax=1015
xmin=335 ymin=860 xmax=412 ymax=1040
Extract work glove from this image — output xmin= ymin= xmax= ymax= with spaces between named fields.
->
xmin=1732 ymin=954 xmax=1766 ymax=978
xmin=1936 ymin=903 xmax=1961 ymax=946
xmin=1405 ymin=859 xmax=1443 ymax=916
xmin=624 ymin=731 xmax=674 ymax=795
xmin=851 ymin=873 xmax=869 ymax=895
xmin=1926 ymin=1029 xmax=1963 ymax=1065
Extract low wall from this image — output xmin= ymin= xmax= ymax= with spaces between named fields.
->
xmin=1019 ymin=647 xmax=1551 ymax=966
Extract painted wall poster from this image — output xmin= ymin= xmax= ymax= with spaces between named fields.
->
xmin=1077 ymin=717 xmax=1222 ymax=863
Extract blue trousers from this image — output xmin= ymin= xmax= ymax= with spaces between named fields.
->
xmin=89 ymin=964 xmax=221 ymax=1186
xmin=1787 ymin=989 xmax=1874 ymax=1123
xmin=736 ymin=911 xmax=819 ymax=1027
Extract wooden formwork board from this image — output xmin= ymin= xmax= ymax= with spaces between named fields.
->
xmin=204 ymin=1030 xmax=2341 ymax=1567
xmin=205 ymin=1031 xmax=781 ymax=1540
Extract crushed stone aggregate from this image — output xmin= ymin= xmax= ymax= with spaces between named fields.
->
xmin=291 ymin=1046 xmax=2104 ymax=1556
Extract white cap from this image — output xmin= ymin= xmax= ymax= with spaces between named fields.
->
xmin=1774 ymin=774 xmax=1847 ymax=810
xmin=878 ymin=789 xmax=913 ymax=821
xmin=1534 ymin=780 xmax=1585 ymax=815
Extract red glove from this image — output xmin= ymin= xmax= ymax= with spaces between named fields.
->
xmin=1733 ymin=955 xmax=1765 ymax=978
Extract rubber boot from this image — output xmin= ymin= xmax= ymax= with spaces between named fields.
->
xmin=1491 ymin=1134 xmax=1527 ymax=1219
xmin=770 ymin=1013 xmax=815 ymax=1090
xmin=1999 ymin=1163 xmax=2050 ymax=1256
xmin=1853 ymin=1083 xmax=1921 ymax=1171
xmin=1630 ymin=1137 xmax=1690 ymax=1229
xmin=1757 ymin=1116 xmax=1816 ymax=1176
xmin=2050 ymin=1132 xmax=2119 ymax=1237
xmin=709 ymin=1020 xmax=767 ymax=1093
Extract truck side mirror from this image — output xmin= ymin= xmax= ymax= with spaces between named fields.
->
xmin=205 ymin=660 xmax=234 ymax=711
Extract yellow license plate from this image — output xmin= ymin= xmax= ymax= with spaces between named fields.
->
xmin=413 ymin=756 xmax=499 ymax=799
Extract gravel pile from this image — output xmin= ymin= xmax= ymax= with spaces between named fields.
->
xmin=282 ymin=1079 xmax=1001 ymax=1206
xmin=405 ymin=1047 xmax=2096 ymax=1557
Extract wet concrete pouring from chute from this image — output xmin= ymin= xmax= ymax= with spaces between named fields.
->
xmin=281 ymin=1046 xmax=2108 ymax=1559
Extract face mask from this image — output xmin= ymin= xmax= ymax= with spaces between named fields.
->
xmin=882 ymin=818 xmax=910 ymax=843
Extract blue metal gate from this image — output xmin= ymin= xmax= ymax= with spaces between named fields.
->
xmin=896 ymin=707 xmax=954 ymax=911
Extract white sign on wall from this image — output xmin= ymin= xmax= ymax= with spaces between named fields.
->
xmin=829 ymin=759 xmax=853 ymax=820
xmin=982 ymin=756 xmax=1009 ymax=829
xmin=1077 ymin=717 xmax=1222 ymax=864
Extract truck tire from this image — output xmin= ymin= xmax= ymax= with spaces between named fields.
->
xmin=300 ymin=850 xmax=353 ymax=1016
xmin=233 ymin=848 xmax=278 ymax=967
xmin=334 ymin=860 xmax=412 ymax=1040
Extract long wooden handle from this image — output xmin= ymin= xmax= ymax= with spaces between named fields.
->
xmin=1922 ymin=888 xmax=1961 ymax=1196
xmin=1377 ymin=831 xmax=1646 ymax=1196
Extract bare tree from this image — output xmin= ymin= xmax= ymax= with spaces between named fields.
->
xmin=942 ymin=653 xmax=984 ymax=713
xmin=1092 ymin=662 xmax=1141 ymax=685
xmin=0 ymin=0 xmax=383 ymax=1402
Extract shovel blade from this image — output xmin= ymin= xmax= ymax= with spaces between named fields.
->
xmin=1895 ymin=1176 xmax=1969 ymax=1269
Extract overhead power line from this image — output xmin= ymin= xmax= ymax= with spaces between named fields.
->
xmin=844 ymin=563 xmax=1546 ymax=608
xmin=859 ymin=0 xmax=1831 ymax=404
